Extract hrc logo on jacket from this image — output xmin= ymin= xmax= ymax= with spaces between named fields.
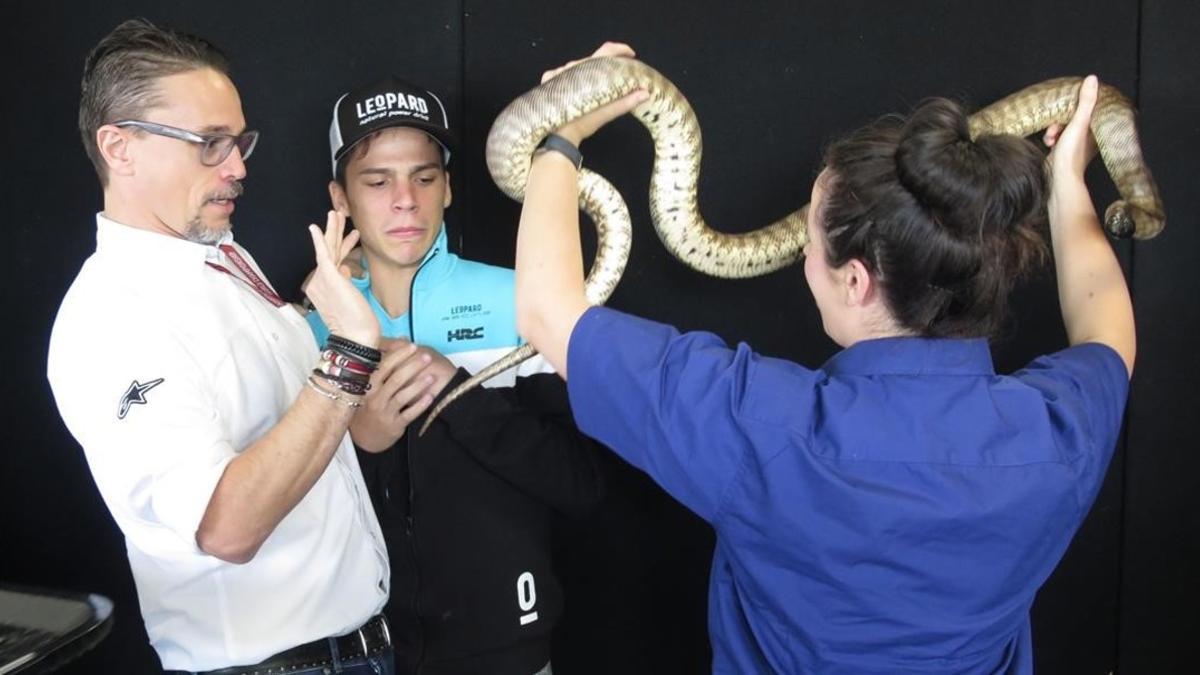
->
xmin=448 ymin=327 xmax=485 ymax=342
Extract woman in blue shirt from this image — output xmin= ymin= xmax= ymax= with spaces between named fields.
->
xmin=515 ymin=44 xmax=1134 ymax=675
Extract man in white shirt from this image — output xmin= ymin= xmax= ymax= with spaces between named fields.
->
xmin=47 ymin=18 xmax=399 ymax=674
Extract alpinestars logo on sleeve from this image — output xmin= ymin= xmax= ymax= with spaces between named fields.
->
xmin=118 ymin=378 xmax=164 ymax=419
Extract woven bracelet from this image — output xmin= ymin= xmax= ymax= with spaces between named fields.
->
xmin=326 ymin=334 xmax=382 ymax=366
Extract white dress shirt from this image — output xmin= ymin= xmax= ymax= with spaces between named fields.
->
xmin=47 ymin=214 xmax=389 ymax=671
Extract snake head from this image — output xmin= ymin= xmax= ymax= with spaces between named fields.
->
xmin=1103 ymin=201 xmax=1136 ymax=239
xmin=1103 ymin=200 xmax=1166 ymax=239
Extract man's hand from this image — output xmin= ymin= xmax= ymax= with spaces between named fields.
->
xmin=350 ymin=339 xmax=458 ymax=451
xmin=341 ymin=246 xmax=366 ymax=279
xmin=298 ymin=239 xmax=363 ymax=304
xmin=303 ymin=210 xmax=379 ymax=347
xmin=540 ymin=42 xmax=649 ymax=147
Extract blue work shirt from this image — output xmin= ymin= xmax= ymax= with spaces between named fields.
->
xmin=566 ymin=307 xmax=1128 ymax=674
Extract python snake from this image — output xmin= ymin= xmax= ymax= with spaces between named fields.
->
xmin=419 ymin=58 xmax=1165 ymax=434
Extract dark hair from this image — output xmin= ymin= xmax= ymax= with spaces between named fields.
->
xmin=819 ymin=98 xmax=1048 ymax=339
xmin=79 ymin=18 xmax=230 ymax=186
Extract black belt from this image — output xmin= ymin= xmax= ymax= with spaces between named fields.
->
xmin=170 ymin=614 xmax=391 ymax=675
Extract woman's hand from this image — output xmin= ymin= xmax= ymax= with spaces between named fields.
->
xmin=1043 ymin=75 xmax=1100 ymax=185
xmin=540 ymin=42 xmax=649 ymax=147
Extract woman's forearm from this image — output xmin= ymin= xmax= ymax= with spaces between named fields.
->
xmin=1048 ymin=177 xmax=1136 ymax=376
xmin=515 ymin=150 xmax=592 ymax=378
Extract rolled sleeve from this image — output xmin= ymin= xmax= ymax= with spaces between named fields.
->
xmin=566 ymin=306 xmax=760 ymax=521
xmin=49 ymin=325 xmax=233 ymax=556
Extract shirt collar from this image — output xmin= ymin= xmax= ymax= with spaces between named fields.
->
xmin=820 ymin=336 xmax=995 ymax=376
xmin=94 ymin=212 xmax=233 ymax=270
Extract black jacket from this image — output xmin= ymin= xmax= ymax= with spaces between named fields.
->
xmin=356 ymin=368 xmax=604 ymax=675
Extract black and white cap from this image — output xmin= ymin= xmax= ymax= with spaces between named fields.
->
xmin=329 ymin=75 xmax=454 ymax=177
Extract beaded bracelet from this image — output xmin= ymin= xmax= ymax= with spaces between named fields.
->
xmin=313 ymin=344 xmax=373 ymax=397
xmin=322 ymin=349 xmax=374 ymax=375
xmin=307 ymin=375 xmax=363 ymax=408
xmin=314 ymin=359 xmax=372 ymax=383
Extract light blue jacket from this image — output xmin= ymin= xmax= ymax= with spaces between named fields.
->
xmin=307 ymin=226 xmax=549 ymax=382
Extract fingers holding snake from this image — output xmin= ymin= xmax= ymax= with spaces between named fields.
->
xmin=968 ymin=76 xmax=1165 ymax=239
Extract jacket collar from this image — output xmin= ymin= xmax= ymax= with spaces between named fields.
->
xmin=352 ymin=224 xmax=455 ymax=331
xmin=352 ymin=223 xmax=453 ymax=295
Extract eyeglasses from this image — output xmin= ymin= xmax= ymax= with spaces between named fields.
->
xmin=113 ymin=120 xmax=260 ymax=166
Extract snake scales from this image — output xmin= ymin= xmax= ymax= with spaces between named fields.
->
xmin=419 ymin=57 xmax=1165 ymax=434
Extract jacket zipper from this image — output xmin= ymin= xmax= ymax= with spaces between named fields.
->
xmin=406 ymin=431 xmax=425 ymax=672
xmin=407 ymin=249 xmax=438 ymax=342
xmin=406 ymin=248 xmax=436 ymax=672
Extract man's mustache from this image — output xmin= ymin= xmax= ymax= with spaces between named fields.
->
xmin=207 ymin=181 xmax=244 ymax=202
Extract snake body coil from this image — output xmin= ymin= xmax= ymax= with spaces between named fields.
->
xmin=419 ymin=59 xmax=1164 ymax=434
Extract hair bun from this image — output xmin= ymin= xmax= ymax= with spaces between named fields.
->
xmin=893 ymin=99 xmax=988 ymax=238
xmin=894 ymin=97 xmax=1048 ymax=248
xmin=819 ymin=94 xmax=1050 ymax=339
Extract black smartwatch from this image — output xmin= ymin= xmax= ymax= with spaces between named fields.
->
xmin=535 ymin=133 xmax=583 ymax=170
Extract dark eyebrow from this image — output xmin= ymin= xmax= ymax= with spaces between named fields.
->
xmin=354 ymin=168 xmax=394 ymax=178
xmin=198 ymin=124 xmax=238 ymax=135
xmin=354 ymin=164 xmax=442 ymax=179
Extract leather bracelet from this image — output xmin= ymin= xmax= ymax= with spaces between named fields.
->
xmin=314 ymin=362 xmax=371 ymax=387
xmin=326 ymin=334 xmax=382 ymax=367
xmin=312 ymin=370 xmax=371 ymax=396
xmin=535 ymin=133 xmax=582 ymax=170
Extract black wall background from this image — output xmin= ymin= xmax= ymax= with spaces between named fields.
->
xmin=3 ymin=1 xmax=1196 ymax=673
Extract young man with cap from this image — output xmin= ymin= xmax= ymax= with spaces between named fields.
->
xmin=48 ymin=19 xmax=394 ymax=674
xmin=308 ymin=74 xmax=604 ymax=675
